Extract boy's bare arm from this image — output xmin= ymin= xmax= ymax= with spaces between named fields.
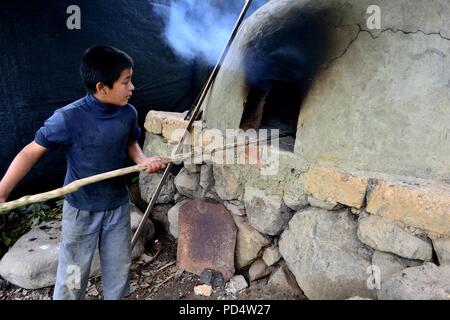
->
xmin=0 ymin=141 xmax=48 ymax=202
xmin=127 ymin=141 xmax=166 ymax=174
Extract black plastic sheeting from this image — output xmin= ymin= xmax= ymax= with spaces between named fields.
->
xmin=0 ymin=0 xmax=211 ymax=198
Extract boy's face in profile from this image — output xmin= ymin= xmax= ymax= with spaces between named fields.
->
xmin=99 ymin=68 xmax=135 ymax=106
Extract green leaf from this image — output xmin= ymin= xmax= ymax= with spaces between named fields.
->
xmin=131 ymin=176 xmax=139 ymax=184
xmin=2 ymin=232 xmax=11 ymax=246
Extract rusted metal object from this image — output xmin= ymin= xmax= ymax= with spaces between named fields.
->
xmin=177 ymin=198 xmax=237 ymax=281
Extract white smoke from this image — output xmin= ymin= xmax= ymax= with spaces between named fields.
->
xmin=151 ymin=0 xmax=268 ymax=65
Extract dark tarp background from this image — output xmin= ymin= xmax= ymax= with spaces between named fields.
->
xmin=0 ymin=0 xmax=210 ymax=199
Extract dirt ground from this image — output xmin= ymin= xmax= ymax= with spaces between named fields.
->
xmin=0 ymin=205 xmax=305 ymax=301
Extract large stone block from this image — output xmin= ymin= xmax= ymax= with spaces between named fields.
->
xmin=139 ymin=171 xmax=176 ymax=204
xmin=213 ymin=164 xmax=243 ymax=201
xmin=300 ymin=166 xmax=369 ymax=209
xmin=162 ymin=116 xmax=188 ymax=145
xmin=144 ymin=110 xmax=164 ymax=135
xmin=174 ymin=167 xmax=201 ymax=198
xmin=279 ymin=207 xmax=375 ymax=300
xmin=282 ymin=174 xmax=308 ymax=211
xmin=0 ymin=220 xmax=100 ymax=290
xmin=232 ymin=215 xmax=270 ymax=270
xmin=142 ymin=131 xmax=174 ymax=160
xmin=144 ymin=110 xmax=188 ymax=144
xmin=379 ymin=263 xmax=450 ymax=300
xmin=244 ymin=186 xmax=292 ymax=236
xmin=358 ymin=213 xmax=433 ymax=261
xmin=366 ymin=180 xmax=450 ymax=238
xmin=371 ymin=251 xmax=422 ymax=299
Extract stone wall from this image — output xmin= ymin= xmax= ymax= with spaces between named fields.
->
xmin=140 ymin=110 xmax=450 ymax=299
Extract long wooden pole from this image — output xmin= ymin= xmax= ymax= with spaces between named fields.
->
xmin=0 ymin=132 xmax=279 ymax=214
xmin=131 ymin=0 xmax=253 ymax=248
xmin=0 ymin=164 xmax=147 ymax=214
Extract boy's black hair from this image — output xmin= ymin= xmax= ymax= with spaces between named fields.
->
xmin=80 ymin=45 xmax=134 ymax=93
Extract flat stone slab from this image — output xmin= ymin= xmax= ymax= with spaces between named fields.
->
xmin=0 ymin=220 xmax=100 ymax=289
xmin=177 ymin=198 xmax=237 ymax=281
xmin=366 ymin=180 xmax=450 ymax=238
xmin=380 ymin=263 xmax=450 ymax=300
xmin=144 ymin=110 xmax=190 ymax=144
xmin=300 ymin=166 xmax=369 ymax=209
xmin=279 ymin=207 xmax=375 ymax=300
xmin=358 ymin=213 xmax=433 ymax=261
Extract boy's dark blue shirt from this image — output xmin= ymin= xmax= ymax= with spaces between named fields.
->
xmin=35 ymin=93 xmax=141 ymax=211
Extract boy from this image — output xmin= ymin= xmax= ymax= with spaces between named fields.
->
xmin=0 ymin=45 xmax=166 ymax=299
